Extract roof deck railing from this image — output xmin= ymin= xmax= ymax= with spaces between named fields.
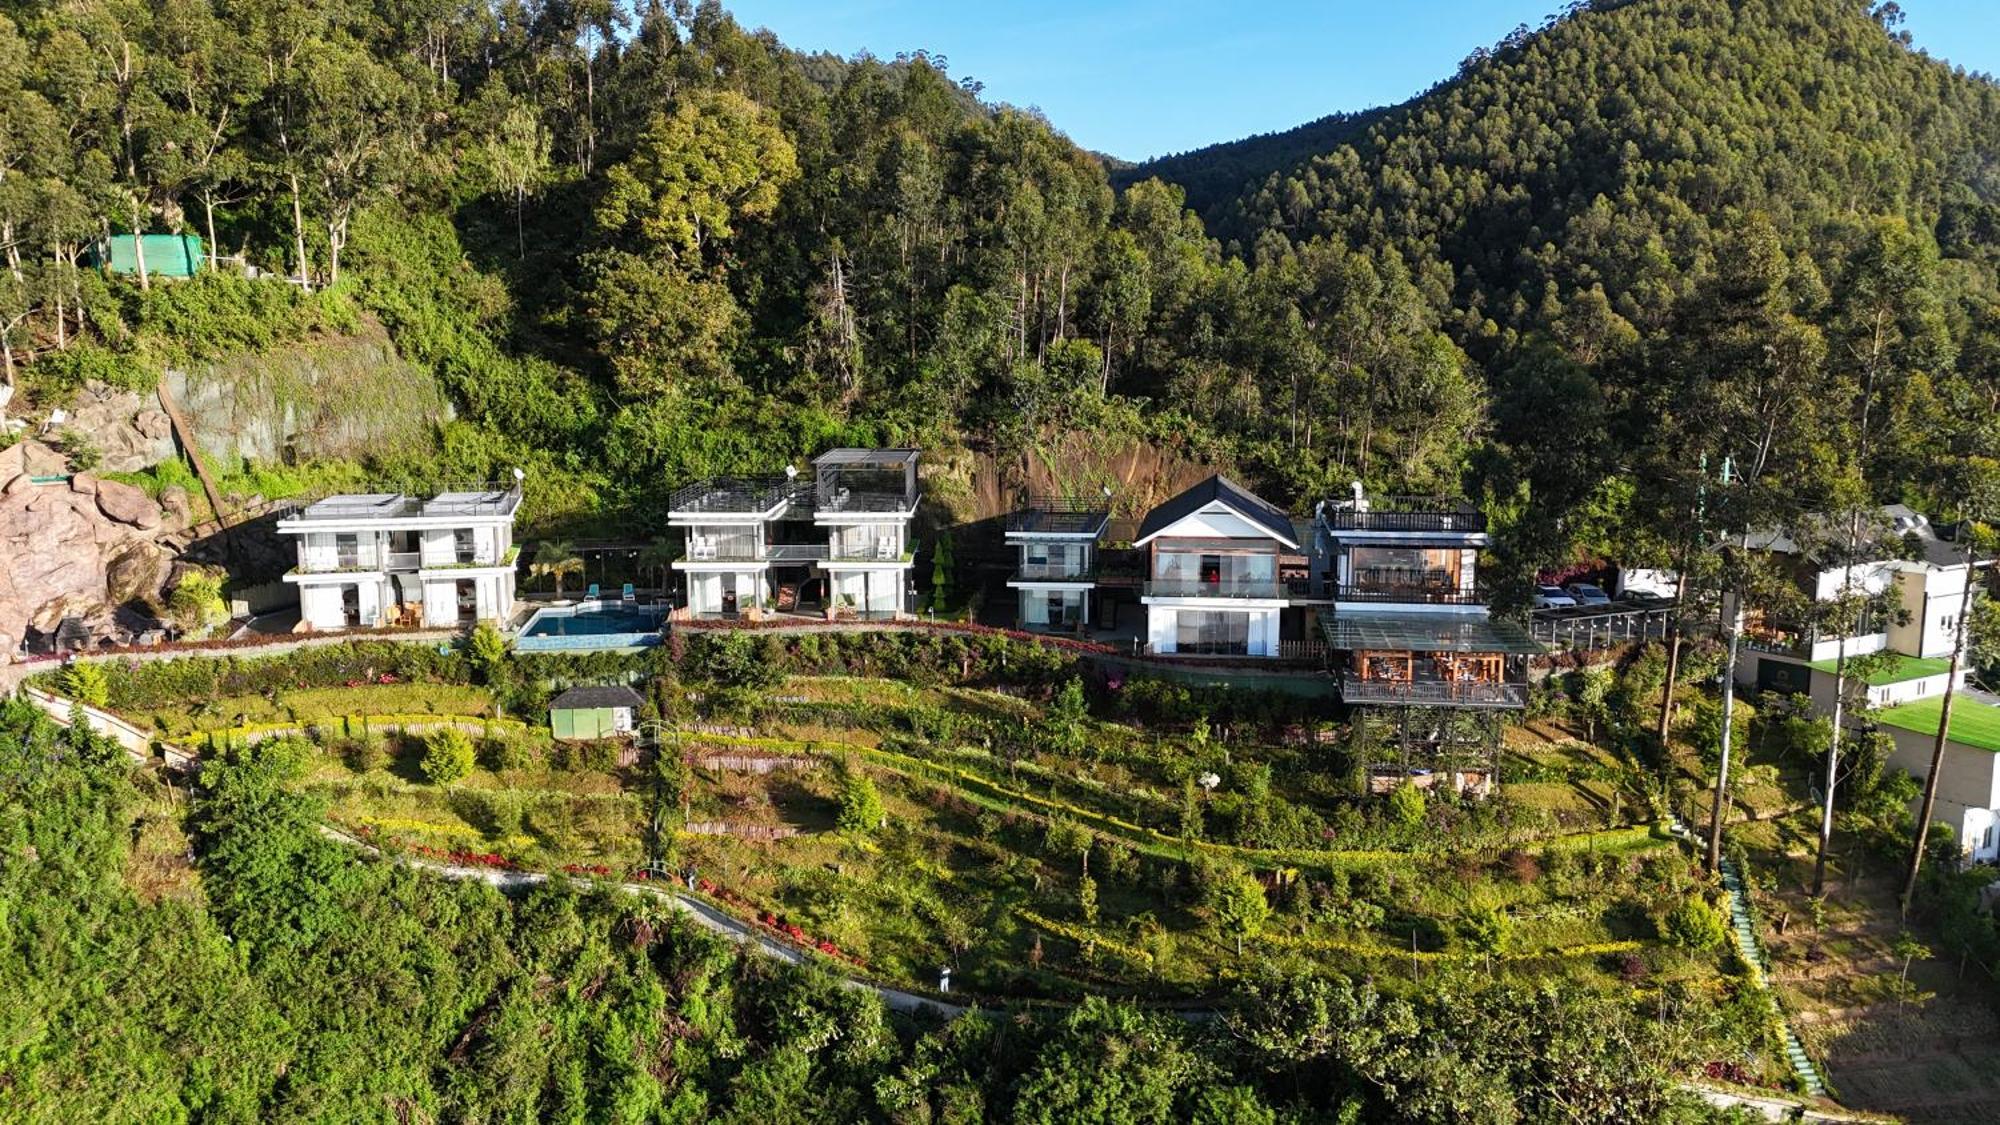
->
xmin=1322 ymin=496 xmax=1486 ymax=533
xmin=279 ymin=480 xmax=523 ymax=522
xmin=1007 ymin=495 xmax=1113 ymax=534
xmin=667 ymin=475 xmax=808 ymax=515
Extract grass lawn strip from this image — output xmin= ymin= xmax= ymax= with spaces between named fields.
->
xmin=1807 ymin=653 xmax=1952 ymax=686
xmin=1871 ymin=693 xmax=2000 ymax=752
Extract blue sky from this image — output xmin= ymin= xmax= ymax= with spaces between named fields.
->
xmin=723 ymin=0 xmax=2000 ymax=161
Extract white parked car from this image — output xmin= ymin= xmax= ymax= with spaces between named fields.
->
xmin=1566 ymin=582 xmax=1612 ymax=607
xmin=1533 ymin=585 xmax=1577 ymax=610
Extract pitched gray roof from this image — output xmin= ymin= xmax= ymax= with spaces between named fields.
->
xmin=550 ymin=685 xmax=645 ymax=711
xmin=1135 ymin=475 xmax=1299 ymax=548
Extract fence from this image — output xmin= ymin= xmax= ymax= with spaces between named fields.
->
xmin=1529 ymin=606 xmax=1674 ymax=650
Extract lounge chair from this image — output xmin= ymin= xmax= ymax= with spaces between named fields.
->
xmin=585 ymin=583 xmax=600 ymax=601
xmin=621 ymin=582 xmax=636 ymax=602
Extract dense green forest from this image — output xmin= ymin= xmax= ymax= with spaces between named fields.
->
xmin=2 ymin=0 xmax=1998 ymax=562
xmin=1 ymin=699 xmax=1761 ymax=1122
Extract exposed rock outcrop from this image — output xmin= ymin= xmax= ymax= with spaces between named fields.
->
xmin=166 ymin=314 xmax=450 ymax=465
xmin=65 ymin=381 xmax=178 ymax=472
xmin=0 ymin=471 xmax=182 ymax=657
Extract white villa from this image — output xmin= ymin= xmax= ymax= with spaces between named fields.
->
xmin=668 ymin=448 xmax=920 ymax=619
xmin=1005 ymin=497 xmax=1110 ymax=632
xmin=1135 ymin=475 xmax=1300 ymax=656
xmin=1736 ymin=505 xmax=1985 ymax=708
xmin=276 ymin=484 xmax=522 ymax=631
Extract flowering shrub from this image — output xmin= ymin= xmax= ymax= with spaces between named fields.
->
xmin=407 ymin=843 xmax=516 ymax=870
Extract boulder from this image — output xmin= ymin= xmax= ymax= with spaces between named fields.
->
xmin=0 ymin=439 xmax=67 ymax=481
xmin=94 ymin=477 xmax=163 ymax=530
xmin=159 ymin=485 xmax=192 ymax=525
xmin=107 ymin=542 xmax=171 ymax=604
xmin=0 ymin=468 xmax=185 ymax=655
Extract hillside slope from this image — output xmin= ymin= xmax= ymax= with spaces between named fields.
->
xmin=1157 ymin=0 xmax=2000 ymax=330
xmin=1113 ymin=105 xmax=1389 ymax=223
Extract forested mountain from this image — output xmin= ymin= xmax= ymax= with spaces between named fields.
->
xmin=1 ymin=0 xmax=1998 ymax=584
xmin=1112 ymin=106 xmax=1388 ymax=222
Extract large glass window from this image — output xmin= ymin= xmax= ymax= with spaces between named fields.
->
xmin=1175 ymin=611 xmax=1250 ymax=654
xmin=1153 ymin=549 xmax=1275 ymax=593
xmin=1348 ymin=547 xmax=1460 ymax=595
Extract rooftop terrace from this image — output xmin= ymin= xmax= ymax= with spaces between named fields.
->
xmin=1006 ymin=496 xmax=1112 ymax=536
xmin=1320 ymin=496 xmax=1486 ymax=534
xmin=667 ymin=475 xmax=809 ymax=516
xmin=286 ymin=484 xmax=521 ymax=522
xmin=1874 ymin=693 xmax=2000 ymax=753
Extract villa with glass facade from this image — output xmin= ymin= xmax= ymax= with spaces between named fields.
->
xmin=276 ymin=484 xmax=522 ymax=630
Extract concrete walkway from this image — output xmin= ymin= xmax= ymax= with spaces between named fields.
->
xmin=317 ymin=825 xmax=967 ymax=1019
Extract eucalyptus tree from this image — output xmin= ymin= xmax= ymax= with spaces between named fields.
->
xmin=1810 ymin=218 xmax=1954 ymax=895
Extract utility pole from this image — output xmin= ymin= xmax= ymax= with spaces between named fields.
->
xmin=1708 ymin=590 xmax=1742 ymax=874
xmin=1707 ymin=457 xmax=1740 ymax=875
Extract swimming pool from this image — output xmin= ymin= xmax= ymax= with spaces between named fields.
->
xmin=516 ymin=603 xmax=668 ymax=651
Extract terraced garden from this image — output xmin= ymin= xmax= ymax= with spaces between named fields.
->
xmin=51 ymin=638 xmax=1821 ymax=1096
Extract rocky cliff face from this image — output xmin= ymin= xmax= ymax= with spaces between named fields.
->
xmin=0 ymin=446 xmax=186 ymax=657
xmin=166 ymin=315 xmax=449 ymax=466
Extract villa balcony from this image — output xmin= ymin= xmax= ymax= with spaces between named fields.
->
xmin=1142 ymin=578 xmax=1287 ymax=600
xmin=1011 ymin=562 xmax=1097 ymax=584
xmin=817 ymin=490 xmax=920 ymax=516
xmin=1338 ymin=677 xmax=1528 ymax=708
xmin=1334 ymin=584 xmax=1486 ymax=606
xmin=679 ymin=542 xmax=832 ymax=564
xmin=826 ymin=544 xmax=915 ymax=564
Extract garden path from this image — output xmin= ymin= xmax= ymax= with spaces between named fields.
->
xmin=317 ymin=824 xmax=969 ymax=1020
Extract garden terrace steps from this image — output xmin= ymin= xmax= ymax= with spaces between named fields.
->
xmin=661 ymin=727 xmax=1672 ymax=873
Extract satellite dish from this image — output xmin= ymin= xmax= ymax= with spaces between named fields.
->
xmin=511 ymin=466 xmax=526 ymax=483
xmin=784 ymin=464 xmax=799 ymax=480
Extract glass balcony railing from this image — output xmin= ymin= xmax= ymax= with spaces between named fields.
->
xmin=1142 ymin=578 xmax=1286 ymax=599
xmin=1011 ymin=562 xmax=1097 ymax=582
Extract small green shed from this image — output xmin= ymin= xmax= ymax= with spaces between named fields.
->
xmin=549 ymin=685 xmax=644 ymax=741
xmin=86 ymin=234 xmax=205 ymax=278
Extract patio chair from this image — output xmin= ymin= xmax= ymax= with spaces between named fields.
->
xmin=876 ymin=537 xmax=896 ymax=560
xmin=691 ymin=535 xmax=716 ymax=560
xmin=585 ymin=583 xmax=600 ymax=601
xmin=621 ymin=582 xmax=636 ymax=602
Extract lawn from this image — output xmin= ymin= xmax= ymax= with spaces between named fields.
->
xmin=1808 ymin=652 xmax=1953 ymax=685
xmin=1872 ymin=693 xmax=2000 ymax=752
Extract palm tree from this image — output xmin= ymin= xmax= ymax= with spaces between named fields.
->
xmin=531 ymin=540 xmax=584 ymax=600
xmin=637 ymin=536 xmax=679 ymax=596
